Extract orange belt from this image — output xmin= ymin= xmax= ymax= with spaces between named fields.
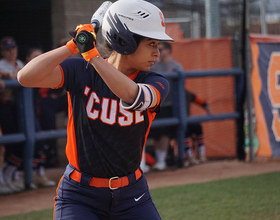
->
xmin=69 ymin=168 xmax=142 ymax=190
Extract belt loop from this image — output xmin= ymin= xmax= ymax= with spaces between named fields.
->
xmin=80 ymin=172 xmax=92 ymax=187
xmin=64 ymin=164 xmax=75 ymax=179
xmin=127 ymin=168 xmax=142 ymax=185
xmin=127 ymin=172 xmax=135 ymax=184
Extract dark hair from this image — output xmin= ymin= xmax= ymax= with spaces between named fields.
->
xmin=100 ymin=41 xmax=114 ymax=58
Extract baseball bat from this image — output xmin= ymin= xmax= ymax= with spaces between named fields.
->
xmin=91 ymin=1 xmax=113 ymax=33
xmin=70 ymin=1 xmax=112 ymax=39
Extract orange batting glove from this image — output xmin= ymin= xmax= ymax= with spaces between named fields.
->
xmin=66 ymin=24 xmax=87 ymax=54
xmin=66 ymin=25 xmax=81 ymax=54
xmin=74 ymin=24 xmax=100 ymax=61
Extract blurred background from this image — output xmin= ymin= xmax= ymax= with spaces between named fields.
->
xmin=0 ymin=0 xmax=279 ymax=166
xmin=1 ymin=0 xmax=279 ymax=61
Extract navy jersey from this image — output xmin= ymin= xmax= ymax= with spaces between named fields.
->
xmin=58 ymin=58 xmax=169 ymax=178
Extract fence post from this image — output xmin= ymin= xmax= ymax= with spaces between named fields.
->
xmin=175 ymin=70 xmax=187 ymax=167
xmin=235 ymin=72 xmax=246 ymax=160
xmin=243 ymin=0 xmax=255 ymax=162
xmin=22 ymin=87 xmax=36 ymax=189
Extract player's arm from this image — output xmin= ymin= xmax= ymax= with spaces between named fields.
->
xmin=192 ymin=92 xmax=212 ymax=115
xmin=74 ymin=24 xmax=158 ymax=107
xmin=18 ymin=34 xmax=80 ymax=88
xmin=205 ymin=105 xmax=212 ymax=115
xmin=17 ymin=46 xmax=73 ymax=88
xmin=89 ymin=57 xmax=141 ymax=105
xmin=90 ymin=57 xmax=158 ymax=109
xmin=119 ymin=74 xmax=169 ymax=111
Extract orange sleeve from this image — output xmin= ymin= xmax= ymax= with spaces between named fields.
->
xmin=194 ymin=96 xmax=207 ymax=107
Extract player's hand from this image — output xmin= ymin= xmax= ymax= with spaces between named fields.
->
xmin=66 ymin=25 xmax=81 ymax=54
xmin=74 ymin=24 xmax=100 ymax=61
xmin=205 ymin=105 xmax=213 ymax=116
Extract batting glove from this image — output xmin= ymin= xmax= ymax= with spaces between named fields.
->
xmin=74 ymin=24 xmax=100 ymax=61
xmin=66 ymin=25 xmax=82 ymax=54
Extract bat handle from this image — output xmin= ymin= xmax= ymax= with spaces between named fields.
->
xmin=91 ymin=20 xmax=100 ymax=33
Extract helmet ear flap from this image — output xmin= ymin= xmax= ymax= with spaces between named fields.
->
xmin=108 ymin=30 xmax=138 ymax=55
xmin=102 ymin=10 xmax=139 ymax=55
xmin=119 ymin=34 xmax=143 ymax=55
xmin=118 ymin=36 xmax=138 ymax=55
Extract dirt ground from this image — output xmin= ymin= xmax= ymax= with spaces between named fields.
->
xmin=1 ymin=158 xmax=280 ymax=218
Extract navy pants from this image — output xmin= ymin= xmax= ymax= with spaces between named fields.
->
xmin=54 ymin=164 xmax=161 ymax=220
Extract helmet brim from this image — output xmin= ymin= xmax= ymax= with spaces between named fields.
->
xmin=136 ymin=31 xmax=174 ymax=42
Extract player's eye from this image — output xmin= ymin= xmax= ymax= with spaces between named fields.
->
xmin=150 ymin=41 xmax=158 ymax=47
xmin=147 ymin=39 xmax=160 ymax=48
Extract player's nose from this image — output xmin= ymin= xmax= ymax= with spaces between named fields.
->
xmin=153 ymin=48 xmax=160 ymax=57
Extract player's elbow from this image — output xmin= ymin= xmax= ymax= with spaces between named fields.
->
xmin=17 ymin=69 xmax=26 ymax=86
xmin=120 ymin=84 xmax=156 ymax=111
xmin=17 ymin=69 xmax=32 ymax=87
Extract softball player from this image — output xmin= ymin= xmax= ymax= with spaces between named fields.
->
xmin=18 ymin=0 xmax=172 ymax=219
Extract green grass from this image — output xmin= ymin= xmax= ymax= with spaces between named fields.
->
xmin=152 ymin=172 xmax=280 ymax=220
xmin=0 ymin=209 xmax=53 ymax=220
xmin=1 ymin=172 xmax=280 ymax=220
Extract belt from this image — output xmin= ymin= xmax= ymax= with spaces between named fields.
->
xmin=69 ymin=168 xmax=142 ymax=190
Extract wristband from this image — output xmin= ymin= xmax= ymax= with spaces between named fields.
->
xmin=81 ymin=48 xmax=100 ymax=61
xmin=66 ymin=39 xmax=79 ymax=54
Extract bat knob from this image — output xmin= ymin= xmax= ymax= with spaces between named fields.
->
xmin=76 ymin=31 xmax=89 ymax=45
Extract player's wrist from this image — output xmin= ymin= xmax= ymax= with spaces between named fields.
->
xmin=66 ymin=39 xmax=79 ymax=54
xmin=81 ymin=48 xmax=100 ymax=61
xmin=202 ymin=103 xmax=208 ymax=108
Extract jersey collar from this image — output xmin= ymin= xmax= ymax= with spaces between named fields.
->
xmin=127 ymin=70 xmax=140 ymax=80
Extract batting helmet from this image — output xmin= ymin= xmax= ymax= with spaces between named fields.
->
xmin=101 ymin=0 xmax=173 ymax=55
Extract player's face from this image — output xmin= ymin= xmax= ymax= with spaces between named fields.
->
xmin=125 ymin=38 xmax=160 ymax=72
